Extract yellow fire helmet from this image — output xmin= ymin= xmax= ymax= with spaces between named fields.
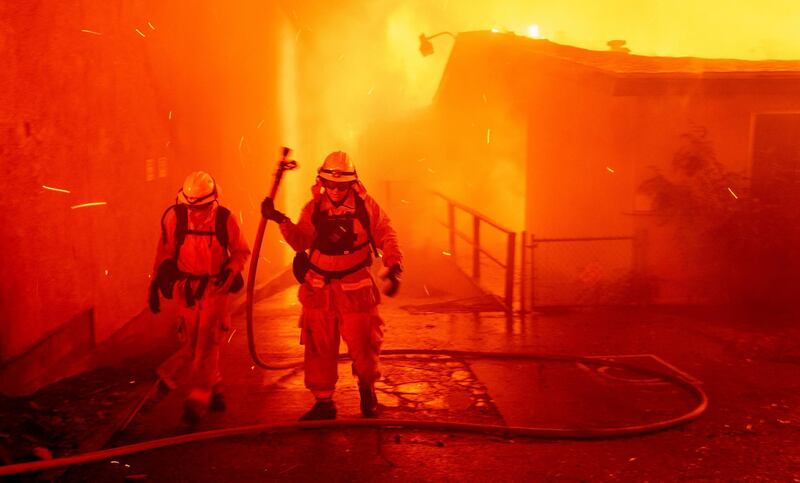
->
xmin=177 ymin=171 xmax=218 ymax=205
xmin=318 ymin=151 xmax=358 ymax=182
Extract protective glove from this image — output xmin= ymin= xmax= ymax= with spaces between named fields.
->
xmin=156 ymin=258 xmax=180 ymax=299
xmin=148 ymin=280 xmax=161 ymax=314
xmin=214 ymin=268 xmax=244 ymax=293
xmin=381 ymin=263 xmax=402 ymax=297
xmin=260 ymin=197 xmax=288 ymax=223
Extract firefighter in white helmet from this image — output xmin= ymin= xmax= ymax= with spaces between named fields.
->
xmin=261 ymin=151 xmax=403 ymax=420
xmin=149 ymin=171 xmax=251 ymax=425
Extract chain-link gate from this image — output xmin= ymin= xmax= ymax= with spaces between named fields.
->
xmin=520 ymin=234 xmax=646 ymax=309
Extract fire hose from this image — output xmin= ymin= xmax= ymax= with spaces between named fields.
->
xmin=245 ymin=147 xmax=299 ymax=370
xmin=0 ymin=149 xmax=709 ymax=477
xmin=0 ymin=350 xmax=707 ymax=476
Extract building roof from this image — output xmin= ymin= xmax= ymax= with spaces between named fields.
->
xmin=458 ymin=31 xmax=800 ymax=77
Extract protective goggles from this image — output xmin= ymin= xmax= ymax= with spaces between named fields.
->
xmin=320 ymin=179 xmax=354 ymax=191
xmin=319 ymin=168 xmax=356 ymax=179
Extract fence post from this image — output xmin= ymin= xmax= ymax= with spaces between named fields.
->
xmin=473 ymin=217 xmax=481 ymax=280
xmin=504 ymin=232 xmax=516 ymax=313
xmin=633 ymin=227 xmax=650 ymax=306
xmin=529 ymin=234 xmax=535 ymax=310
xmin=520 ymin=231 xmax=527 ymax=313
xmin=448 ymin=202 xmax=456 ymax=256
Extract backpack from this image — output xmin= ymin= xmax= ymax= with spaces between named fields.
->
xmin=160 ymin=203 xmax=232 ymax=258
xmin=292 ymin=195 xmax=378 ymax=283
xmin=158 ymin=203 xmax=243 ymax=299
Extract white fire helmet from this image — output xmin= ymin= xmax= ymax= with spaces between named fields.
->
xmin=318 ymin=151 xmax=357 ymax=182
xmin=177 ymin=171 xmax=218 ymax=205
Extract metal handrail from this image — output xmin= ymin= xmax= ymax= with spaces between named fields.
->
xmin=526 ymin=235 xmax=633 ymax=244
xmin=432 ymin=192 xmax=514 ymax=234
xmin=432 ymin=191 xmax=516 ymax=312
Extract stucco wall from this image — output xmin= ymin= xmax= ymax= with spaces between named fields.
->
xmin=0 ymin=1 xmax=285 ymax=393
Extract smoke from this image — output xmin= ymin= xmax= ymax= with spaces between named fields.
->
xmin=286 ymin=0 xmax=800 ymax=179
xmin=277 ymin=0 xmax=800 ymax=256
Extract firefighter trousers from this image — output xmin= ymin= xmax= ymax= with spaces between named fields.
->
xmin=157 ymin=285 xmax=229 ymax=405
xmin=298 ymin=277 xmax=384 ymax=398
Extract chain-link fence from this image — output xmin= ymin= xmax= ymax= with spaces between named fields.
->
xmin=429 ymin=191 xmax=650 ymax=311
xmin=521 ymin=234 xmax=647 ymax=308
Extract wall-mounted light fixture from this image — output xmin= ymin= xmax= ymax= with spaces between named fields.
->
xmin=418 ymin=31 xmax=457 ymax=57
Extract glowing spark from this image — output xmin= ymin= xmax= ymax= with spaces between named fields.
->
xmin=168 ymin=110 xmax=172 ymax=120
xmin=278 ymin=239 xmax=286 ymax=244
xmin=111 ymin=461 xmax=119 ymax=465
xmin=148 ymin=21 xmax=156 ymax=30
xmin=727 ymin=187 xmax=739 ymax=199
xmin=250 ymin=365 xmax=255 ymax=370
xmin=528 ymin=24 xmax=541 ymax=38
xmin=239 ymin=211 xmax=244 ymax=224
xmin=80 ymin=29 xmax=102 ymax=35
xmin=239 ymin=135 xmax=245 ymax=151
xmin=486 ymin=128 xmax=491 ymax=144
xmin=129 ymin=380 xmax=135 ymax=384
xmin=42 ymin=185 xmax=71 ymax=193
xmin=135 ymin=28 xmax=146 ymax=38
xmin=227 ymin=328 xmax=237 ymax=344
xmin=442 ymin=251 xmax=452 ymax=256
xmin=70 ymin=201 xmax=107 ymax=209
xmin=104 ymin=269 xmax=109 ymax=276
xmin=427 ymin=167 xmax=436 ymax=174
xmin=147 ymin=274 xmax=151 ymax=279
xmin=257 ymin=119 xmax=264 ymax=129
xmin=491 ymin=28 xmax=500 ymax=33
xmin=400 ymin=199 xmax=409 ymax=204
xmin=424 ymin=284 xmax=430 ymax=296
xmin=606 ymin=167 xmax=615 ymax=173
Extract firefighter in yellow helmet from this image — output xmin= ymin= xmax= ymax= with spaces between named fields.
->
xmin=149 ymin=171 xmax=251 ymax=425
xmin=261 ymin=151 xmax=403 ymax=420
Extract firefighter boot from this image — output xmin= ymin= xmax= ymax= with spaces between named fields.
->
xmin=209 ymin=392 xmax=226 ymax=412
xmin=182 ymin=399 xmax=205 ymax=426
xmin=359 ymin=383 xmax=379 ymax=418
xmin=299 ymin=398 xmax=337 ymax=421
